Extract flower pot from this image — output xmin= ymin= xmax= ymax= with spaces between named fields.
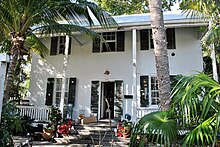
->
xmin=42 ymin=129 xmax=54 ymax=141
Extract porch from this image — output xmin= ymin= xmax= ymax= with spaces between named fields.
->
xmin=17 ymin=105 xmax=51 ymax=122
xmin=17 ymin=105 xmax=157 ymax=122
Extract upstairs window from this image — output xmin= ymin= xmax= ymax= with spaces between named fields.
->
xmin=140 ymin=28 xmax=176 ymax=50
xmin=50 ymin=36 xmax=72 ymax=55
xmin=93 ymin=31 xmax=125 ymax=53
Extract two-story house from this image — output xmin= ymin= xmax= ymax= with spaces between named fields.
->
xmin=28 ymin=11 xmax=207 ymax=122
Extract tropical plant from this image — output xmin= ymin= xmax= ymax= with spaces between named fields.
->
xmin=148 ymin=0 xmax=171 ymax=111
xmin=180 ymin=0 xmax=220 ymax=80
xmin=48 ymin=106 xmax=62 ymax=130
xmin=130 ymin=73 xmax=220 ymax=146
xmin=0 ymin=0 xmax=117 ymax=103
xmin=130 ymin=111 xmax=177 ymax=146
xmin=0 ymin=102 xmax=23 ymax=146
xmin=94 ymin=0 xmax=177 ymax=15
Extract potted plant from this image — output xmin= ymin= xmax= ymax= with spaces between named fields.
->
xmin=122 ymin=120 xmax=132 ymax=138
xmin=42 ymin=106 xmax=62 ymax=141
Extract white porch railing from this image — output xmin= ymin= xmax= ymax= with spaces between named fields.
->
xmin=137 ymin=107 xmax=158 ymax=120
xmin=17 ymin=105 xmax=50 ymax=122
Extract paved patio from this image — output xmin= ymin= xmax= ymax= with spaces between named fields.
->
xmin=13 ymin=120 xmax=130 ymax=147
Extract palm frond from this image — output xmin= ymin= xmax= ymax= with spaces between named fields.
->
xmin=180 ymin=0 xmax=218 ymax=18
xmin=130 ymin=111 xmax=178 ymax=147
xmin=170 ymin=73 xmax=220 ymax=146
xmin=202 ymin=25 xmax=220 ymax=47
xmin=25 ymin=33 xmax=48 ymax=58
xmin=182 ymin=115 xmax=216 ymax=146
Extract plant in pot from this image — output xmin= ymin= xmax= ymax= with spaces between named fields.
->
xmin=122 ymin=120 xmax=132 ymax=138
xmin=42 ymin=106 xmax=62 ymax=141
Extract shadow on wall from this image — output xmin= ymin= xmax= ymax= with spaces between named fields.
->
xmin=29 ymin=56 xmax=60 ymax=106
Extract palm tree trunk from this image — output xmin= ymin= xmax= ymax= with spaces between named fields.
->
xmin=149 ymin=0 xmax=171 ymax=111
xmin=3 ymin=53 xmax=18 ymax=103
xmin=3 ymin=33 xmax=24 ymax=103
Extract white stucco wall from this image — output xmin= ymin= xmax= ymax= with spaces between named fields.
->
xmin=29 ymin=27 xmax=203 ymax=119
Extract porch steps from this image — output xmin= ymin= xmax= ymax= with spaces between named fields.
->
xmin=73 ymin=120 xmax=130 ymax=146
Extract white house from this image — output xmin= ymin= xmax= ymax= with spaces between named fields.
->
xmin=0 ymin=53 xmax=9 ymax=122
xmin=28 ymin=11 xmax=207 ymax=122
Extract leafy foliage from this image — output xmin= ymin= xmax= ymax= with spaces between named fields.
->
xmin=130 ymin=111 xmax=178 ymax=147
xmin=0 ymin=0 xmax=117 ymax=56
xmin=0 ymin=0 xmax=117 ymax=102
xmin=0 ymin=102 xmax=23 ymax=146
xmin=180 ymin=0 xmax=220 ymax=48
xmin=170 ymin=73 xmax=220 ymax=146
xmin=48 ymin=106 xmax=62 ymax=130
xmin=94 ymin=0 xmax=177 ymax=15
xmin=130 ymin=73 xmax=220 ymax=146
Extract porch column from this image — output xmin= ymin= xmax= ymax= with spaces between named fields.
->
xmin=132 ymin=29 xmax=137 ymax=122
xmin=0 ymin=53 xmax=9 ymax=122
xmin=60 ymin=36 xmax=70 ymax=117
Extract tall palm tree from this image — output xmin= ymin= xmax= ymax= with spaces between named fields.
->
xmin=148 ymin=0 xmax=171 ymax=111
xmin=0 ymin=0 xmax=117 ymax=102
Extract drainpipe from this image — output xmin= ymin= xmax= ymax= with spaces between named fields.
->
xmin=0 ymin=53 xmax=9 ymax=123
xmin=132 ymin=29 xmax=137 ymax=122
xmin=60 ymin=36 xmax=70 ymax=118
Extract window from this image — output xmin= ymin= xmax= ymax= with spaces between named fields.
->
xmin=54 ymin=78 xmax=70 ymax=106
xmin=150 ymin=77 xmax=159 ymax=105
xmin=55 ymin=78 xmax=62 ymax=106
xmin=45 ymin=77 xmax=76 ymax=106
xmin=140 ymin=76 xmax=159 ymax=107
xmin=140 ymin=75 xmax=177 ymax=107
xmin=92 ymin=31 xmax=125 ymax=53
xmin=140 ymin=28 xmax=176 ymax=50
xmin=50 ymin=36 xmax=72 ymax=55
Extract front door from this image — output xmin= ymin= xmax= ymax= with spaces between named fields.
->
xmin=100 ymin=82 xmax=114 ymax=119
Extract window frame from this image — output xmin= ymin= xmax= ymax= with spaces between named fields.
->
xmin=140 ymin=75 xmax=159 ymax=108
xmin=53 ymin=78 xmax=70 ymax=107
xmin=140 ymin=75 xmax=177 ymax=108
xmin=92 ymin=31 xmax=125 ymax=53
xmin=50 ymin=36 xmax=72 ymax=55
xmin=58 ymin=36 xmax=66 ymax=54
xmin=101 ymin=32 xmax=117 ymax=52
xmin=140 ymin=28 xmax=176 ymax=51
xmin=54 ymin=78 xmax=63 ymax=107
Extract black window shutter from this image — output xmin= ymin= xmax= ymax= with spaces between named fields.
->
xmin=50 ymin=37 xmax=58 ymax=55
xmin=115 ymin=81 xmax=123 ymax=120
xmin=140 ymin=30 xmax=149 ymax=50
xmin=117 ymin=31 xmax=125 ymax=52
xmin=68 ymin=78 xmax=76 ymax=106
xmin=91 ymin=81 xmax=99 ymax=117
xmin=68 ymin=37 xmax=72 ymax=55
xmin=166 ymin=28 xmax=176 ymax=49
xmin=45 ymin=78 xmax=54 ymax=105
xmin=140 ymin=76 xmax=149 ymax=107
xmin=92 ymin=38 xmax=100 ymax=53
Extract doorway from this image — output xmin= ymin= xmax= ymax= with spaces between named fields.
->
xmin=100 ymin=82 xmax=114 ymax=119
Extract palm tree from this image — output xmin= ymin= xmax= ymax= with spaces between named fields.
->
xmin=148 ymin=0 xmax=171 ymax=111
xmin=130 ymin=73 xmax=220 ymax=146
xmin=0 ymin=0 xmax=117 ymax=103
xmin=180 ymin=0 xmax=220 ymax=81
